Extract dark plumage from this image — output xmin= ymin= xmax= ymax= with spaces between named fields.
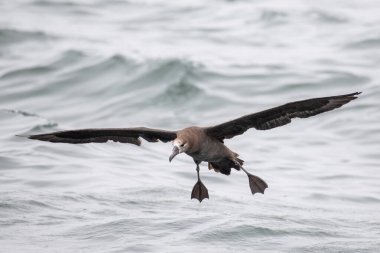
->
xmin=27 ymin=92 xmax=361 ymax=202
xmin=29 ymin=127 xmax=176 ymax=145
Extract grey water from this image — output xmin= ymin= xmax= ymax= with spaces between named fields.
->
xmin=1 ymin=0 xmax=380 ymax=252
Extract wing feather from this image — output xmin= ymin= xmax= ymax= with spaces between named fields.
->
xmin=28 ymin=127 xmax=177 ymax=145
xmin=205 ymin=92 xmax=361 ymax=141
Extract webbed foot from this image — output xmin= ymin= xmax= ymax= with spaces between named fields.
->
xmin=247 ymin=173 xmax=268 ymax=195
xmin=191 ymin=180 xmax=209 ymax=202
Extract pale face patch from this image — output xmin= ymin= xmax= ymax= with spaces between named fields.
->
xmin=172 ymin=138 xmax=189 ymax=153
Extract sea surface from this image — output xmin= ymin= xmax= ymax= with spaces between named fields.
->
xmin=1 ymin=0 xmax=380 ymax=252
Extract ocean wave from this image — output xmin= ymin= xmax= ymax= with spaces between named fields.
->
xmin=1 ymin=0 xmax=379 ymax=252
xmin=30 ymin=122 xmax=59 ymax=132
xmin=345 ymin=37 xmax=380 ymax=50
xmin=0 ymin=198 xmax=61 ymax=214
xmin=259 ymin=10 xmax=288 ymax=26
xmin=1 ymin=109 xmax=40 ymax=118
xmin=0 ymin=50 xmax=86 ymax=80
xmin=308 ymin=10 xmax=348 ymax=24
xmin=0 ymin=28 xmax=54 ymax=46
xmin=46 ymin=56 xmax=208 ymax=114
xmin=31 ymin=0 xmax=79 ymax=7
xmin=308 ymin=193 xmax=380 ymax=204
xmin=194 ymin=223 xmax=344 ymax=242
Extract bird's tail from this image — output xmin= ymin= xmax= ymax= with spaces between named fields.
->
xmin=208 ymin=157 xmax=244 ymax=175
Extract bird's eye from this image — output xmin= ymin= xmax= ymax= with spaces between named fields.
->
xmin=180 ymin=144 xmax=185 ymax=147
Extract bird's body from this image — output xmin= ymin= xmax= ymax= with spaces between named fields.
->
xmin=179 ymin=127 xmax=233 ymax=163
xmin=26 ymin=92 xmax=361 ymax=202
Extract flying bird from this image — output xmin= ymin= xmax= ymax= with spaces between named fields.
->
xmin=27 ymin=92 xmax=360 ymax=202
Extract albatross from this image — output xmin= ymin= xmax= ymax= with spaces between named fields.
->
xmin=27 ymin=92 xmax=360 ymax=202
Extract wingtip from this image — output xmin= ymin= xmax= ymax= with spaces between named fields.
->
xmin=332 ymin=92 xmax=362 ymax=104
xmin=348 ymin=91 xmax=362 ymax=97
xmin=344 ymin=92 xmax=362 ymax=102
xmin=27 ymin=133 xmax=56 ymax=142
xmin=16 ymin=133 xmax=51 ymax=140
xmin=15 ymin=134 xmax=31 ymax=138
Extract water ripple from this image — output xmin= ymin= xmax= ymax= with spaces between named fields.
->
xmin=0 ymin=28 xmax=54 ymax=46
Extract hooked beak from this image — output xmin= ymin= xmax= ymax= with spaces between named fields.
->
xmin=169 ymin=146 xmax=180 ymax=162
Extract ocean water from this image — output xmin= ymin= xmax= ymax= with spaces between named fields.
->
xmin=1 ymin=0 xmax=380 ymax=252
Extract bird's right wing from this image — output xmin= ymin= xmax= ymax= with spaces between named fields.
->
xmin=28 ymin=127 xmax=177 ymax=146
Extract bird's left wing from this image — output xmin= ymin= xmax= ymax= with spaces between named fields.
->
xmin=28 ymin=127 xmax=177 ymax=146
xmin=205 ymin=92 xmax=361 ymax=141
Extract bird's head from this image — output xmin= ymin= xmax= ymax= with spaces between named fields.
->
xmin=169 ymin=138 xmax=189 ymax=162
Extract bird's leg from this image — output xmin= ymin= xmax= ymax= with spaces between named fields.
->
xmin=240 ymin=166 xmax=268 ymax=195
xmin=191 ymin=163 xmax=209 ymax=202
